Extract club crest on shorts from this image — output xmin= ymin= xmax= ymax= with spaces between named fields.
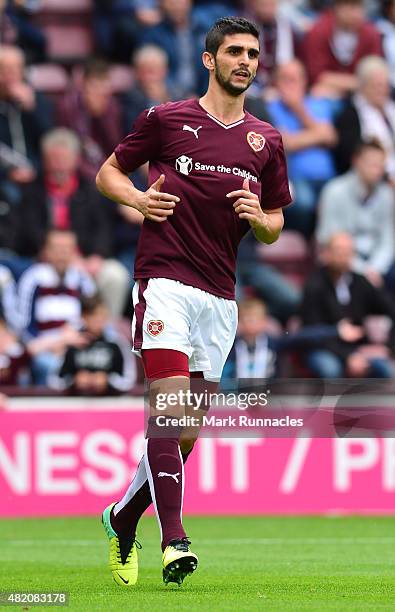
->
xmin=246 ymin=131 xmax=266 ymax=152
xmin=147 ymin=320 xmax=164 ymax=336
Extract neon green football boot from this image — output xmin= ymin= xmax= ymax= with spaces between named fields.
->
xmin=162 ymin=537 xmax=198 ymax=586
xmin=102 ymin=502 xmax=141 ymax=587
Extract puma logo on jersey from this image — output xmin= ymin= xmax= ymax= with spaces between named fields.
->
xmin=147 ymin=106 xmax=156 ymax=117
xmin=158 ymin=471 xmax=180 ymax=483
xmin=183 ymin=124 xmax=202 ymax=139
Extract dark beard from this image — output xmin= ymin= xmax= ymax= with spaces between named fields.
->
xmin=214 ymin=64 xmax=254 ymax=97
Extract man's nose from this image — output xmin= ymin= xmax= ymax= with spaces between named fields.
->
xmin=239 ymin=54 xmax=250 ymax=65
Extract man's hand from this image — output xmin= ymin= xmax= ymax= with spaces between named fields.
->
xmin=7 ymin=81 xmax=35 ymax=111
xmin=227 ymin=178 xmax=283 ymax=244
xmin=346 ymin=352 xmax=370 ymax=377
xmin=227 ymin=178 xmax=265 ymax=229
xmin=135 ymin=174 xmax=180 ymax=223
xmin=337 ymin=319 xmax=364 ymax=343
xmin=364 ymin=268 xmax=383 ymax=288
xmin=9 ymin=166 xmax=36 ymax=183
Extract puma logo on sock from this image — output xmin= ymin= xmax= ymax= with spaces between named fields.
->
xmin=158 ymin=471 xmax=180 ymax=483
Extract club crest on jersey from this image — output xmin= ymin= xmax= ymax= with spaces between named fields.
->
xmin=175 ymin=155 xmax=193 ymax=176
xmin=247 ymin=131 xmax=266 ymax=152
xmin=147 ymin=320 xmax=164 ymax=336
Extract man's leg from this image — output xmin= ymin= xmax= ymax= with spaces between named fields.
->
xmin=111 ymin=438 xmax=194 ymax=539
xmin=367 ymin=357 xmax=394 ymax=379
xmin=102 ymin=349 xmax=193 ymax=586
xmin=141 ymin=350 xmax=198 ymax=585
xmin=111 ymin=371 xmax=211 ymax=538
xmin=306 ymin=349 xmax=344 ymax=378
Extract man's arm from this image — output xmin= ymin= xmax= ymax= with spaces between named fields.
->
xmin=96 ymin=154 xmax=179 ymax=223
xmin=282 ymin=120 xmax=337 ymax=153
xmin=96 ymin=154 xmax=142 ymax=209
xmin=313 ymin=72 xmax=358 ymax=97
xmin=253 ymin=207 xmax=284 ymax=244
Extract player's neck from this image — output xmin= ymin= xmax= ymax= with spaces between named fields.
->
xmin=199 ymin=87 xmax=245 ymax=126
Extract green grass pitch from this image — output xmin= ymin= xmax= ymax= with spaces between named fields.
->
xmin=0 ymin=515 xmax=395 ymax=611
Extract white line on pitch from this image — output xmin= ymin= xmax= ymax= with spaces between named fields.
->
xmin=2 ymin=537 xmax=395 ymax=546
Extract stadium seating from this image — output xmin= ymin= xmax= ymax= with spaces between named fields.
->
xmin=43 ymin=25 xmax=94 ymax=63
xmin=27 ymin=64 xmax=69 ymax=97
xmin=32 ymin=0 xmax=94 ymax=63
xmin=39 ymin=0 xmax=93 ymax=14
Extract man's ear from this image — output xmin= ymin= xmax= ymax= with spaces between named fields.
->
xmin=202 ymin=51 xmax=215 ymax=71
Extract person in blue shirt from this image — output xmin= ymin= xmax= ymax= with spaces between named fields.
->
xmin=267 ymin=59 xmax=338 ymax=236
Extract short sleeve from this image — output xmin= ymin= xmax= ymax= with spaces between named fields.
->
xmin=260 ymin=136 xmax=292 ymax=210
xmin=114 ymin=106 xmax=161 ymax=173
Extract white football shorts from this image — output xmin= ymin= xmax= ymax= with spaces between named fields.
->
xmin=131 ymin=278 xmax=237 ymax=382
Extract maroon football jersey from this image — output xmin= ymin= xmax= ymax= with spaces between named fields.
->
xmin=115 ymin=99 xmax=292 ymax=299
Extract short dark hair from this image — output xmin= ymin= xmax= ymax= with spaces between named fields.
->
xmin=205 ymin=17 xmax=259 ymax=56
xmin=80 ymin=294 xmax=105 ymax=315
xmin=82 ymin=57 xmax=110 ymax=79
xmin=381 ymin=0 xmax=395 ymax=18
xmin=352 ymin=138 xmax=386 ymax=158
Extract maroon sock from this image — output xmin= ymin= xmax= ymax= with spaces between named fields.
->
xmin=110 ymin=449 xmax=192 ymax=539
xmin=145 ymin=437 xmax=186 ymax=551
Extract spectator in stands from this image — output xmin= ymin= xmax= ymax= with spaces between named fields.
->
xmin=0 ymin=45 xmax=52 ymax=204
xmin=119 ymin=45 xmax=173 ymax=267
xmin=57 ymin=59 xmax=124 ymax=181
xmin=93 ymin=0 xmax=144 ymax=63
xmin=316 ymin=140 xmax=395 ymax=291
xmin=15 ymin=128 xmax=130 ymax=316
xmin=17 ymin=229 xmax=97 ymax=384
xmin=133 ymin=0 xmax=162 ymax=27
xmin=246 ymin=0 xmax=297 ymax=90
xmin=142 ymin=0 xmax=207 ymax=97
xmin=376 ymin=1 xmax=395 ymax=90
xmin=0 ymin=263 xmax=17 ymax=329
xmin=0 ymin=314 xmax=30 ymax=386
xmin=123 ymin=45 xmax=176 ymax=131
xmin=222 ymin=297 xmax=280 ymax=384
xmin=334 ymin=56 xmax=395 ymax=179
xmin=268 ymin=59 xmax=337 ymax=235
xmin=2 ymin=1 xmax=47 ymax=64
xmin=301 ymin=232 xmax=395 ymax=378
xmin=0 ymin=1 xmax=17 ymax=46
xmin=303 ymin=0 xmax=382 ymax=97
xmin=221 ymin=296 xmax=361 ymax=386
xmin=237 ymin=231 xmax=301 ymax=323
xmin=50 ymin=294 xmax=136 ymax=395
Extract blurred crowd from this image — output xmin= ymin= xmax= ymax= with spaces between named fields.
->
xmin=1 ymin=0 xmax=395 ymax=395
